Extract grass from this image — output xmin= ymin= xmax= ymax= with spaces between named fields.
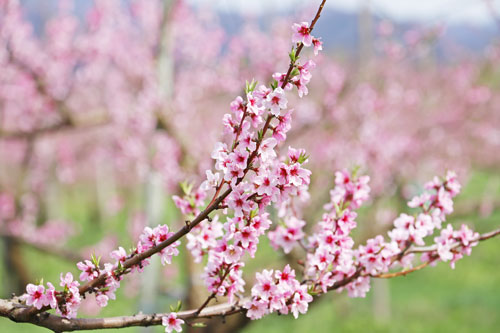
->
xmin=1 ymin=171 xmax=499 ymax=332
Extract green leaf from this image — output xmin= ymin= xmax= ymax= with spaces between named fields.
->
xmin=307 ymin=285 xmax=319 ymax=296
xmin=192 ymin=323 xmax=207 ymax=328
xmin=251 ymin=80 xmax=258 ymax=91
xmin=169 ymin=300 xmax=182 ymax=312
xmin=297 ymin=152 xmax=310 ymax=164
xmin=117 ymin=261 xmax=124 ymax=273
xmin=250 ymin=208 xmax=259 ymax=219
xmin=180 ymin=181 xmax=193 ymax=195
xmin=351 ymin=165 xmax=360 ymax=179
xmin=289 ymin=47 xmax=297 ymax=62
xmin=175 ymin=300 xmax=182 ymax=312
xmin=334 ymin=202 xmax=343 ymax=216
xmin=257 ymin=129 xmax=264 ymax=141
xmin=245 ymin=79 xmax=258 ymax=93
xmin=91 ymin=253 xmax=101 ymax=267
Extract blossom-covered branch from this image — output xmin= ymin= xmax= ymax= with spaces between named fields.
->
xmin=3 ymin=0 xmax=328 ymax=325
xmin=1 ymin=0 xmax=499 ymax=333
xmin=1 ymin=225 xmax=498 ymax=331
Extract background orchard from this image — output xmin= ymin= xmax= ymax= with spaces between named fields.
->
xmin=1 ymin=0 xmax=500 ymax=332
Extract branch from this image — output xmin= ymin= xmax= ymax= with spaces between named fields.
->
xmin=0 ymin=232 xmax=84 ymax=263
xmin=193 ymin=264 xmax=233 ymax=317
xmin=5 ymin=0 xmax=329 ymax=322
xmin=407 ymin=227 xmax=500 ymax=254
xmin=372 ymin=260 xmax=431 ymax=279
xmin=1 ymin=225 xmax=499 ymax=331
xmin=0 ymin=297 xmax=246 ymax=332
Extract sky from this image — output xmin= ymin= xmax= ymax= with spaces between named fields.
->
xmin=188 ymin=0 xmax=500 ymax=26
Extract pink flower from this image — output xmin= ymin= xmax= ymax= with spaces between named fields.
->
xmin=57 ymin=272 xmax=81 ymax=318
xmin=265 ymin=87 xmax=288 ymax=116
xmin=96 ymin=294 xmax=108 ymax=307
xmin=110 ymin=247 xmax=127 ymax=263
xmin=259 ymin=138 xmax=277 ymax=162
xmin=346 ymin=276 xmax=371 ymax=298
xmin=77 ymin=260 xmax=99 ymax=282
xmin=288 ymin=147 xmax=307 ymax=164
xmin=292 ymin=22 xmax=313 ymax=46
xmin=268 ymin=217 xmax=306 ymax=254
xmin=211 ymin=142 xmax=228 ymax=161
xmin=240 ymin=131 xmax=257 ymax=151
xmin=454 ymin=224 xmax=478 ymax=247
xmin=230 ymin=96 xmax=245 ymax=118
xmin=234 ymin=226 xmax=258 ymax=250
xmin=253 ymin=174 xmax=278 ymax=197
xmin=415 ymin=213 xmax=434 ymax=235
xmin=326 ymin=170 xmax=371 ymax=210
xmin=227 ymin=186 xmax=254 ymax=218
xmin=252 ymin=269 xmax=276 ymax=299
xmin=45 ymin=282 xmax=57 ymax=309
xmin=297 ymin=60 xmax=316 ymax=83
xmin=288 ymin=163 xmax=311 ymax=187
xmin=225 ymin=164 xmax=245 ymax=185
xmin=290 ymin=287 xmax=312 ymax=318
xmin=272 ymin=72 xmax=293 ymax=90
xmin=444 ymin=171 xmax=461 ymax=197
xmin=312 ymin=37 xmax=323 ymax=55
xmin=229 ymin=148 xmax=249 ymax=169
xmin=160 ymin=243 xmax=180 ymax=265
xmin=162 ymin=312 xmax=184 ymax=333
xmin=60 ymin=272 xmax=79 ymax=291
xmin=275 ymin=264 xmax=296 ymax=287
xmin=172 ymin=196 xmax=193 ymax=215
xmin=408 ymin=193 xmax=431 ymax=208
xmin=25 ymin=284 xmax=46 ymax=309
xmin=201 ymin=170 xmax=220 ymax=191
xmin=292 ymin=77 xmax=309 ymax=98
xmin=245 ymin=298 xmax=269 ymax=320
xmin=435 ymin=224 xmax=455 ymax=262
xmin=223 ymin=244 xmax=243 ymax=264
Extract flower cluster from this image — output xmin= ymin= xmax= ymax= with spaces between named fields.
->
xmin=325 ymin=169 xmax=371 ymax=211
xmin=170 ymin=20 xmax=323 ymax=304
xmin=186 ymin=215 xmax=224 ymax=262
xmin=9 ymin=2 xmax=500 ymax=329
xmin=355 ymin=236 xmax=399 ymax=276
xmin=268 ymin=216 xmax=306 ymax=254
xmin=387 ymin=171 xmax=462 ymax=250
xmin=75 ymin=224 xmax=181 ymax=309
xmin=298 ymin=169 xmax=480 ymax=303
xmin=303 ymin=170 xmax=370 ymax=296
xmin=172 ymin=187 xmax=207 ymax=218
xmin=433 ymin=223 xmax=479 ymax=268
xmin=22 ymin=223 xmax=182 ymax=318
xmin=292 ymin=21 xmax=323 ymax=54
xmin=137 ymin=225 xmax=181 ymax=266
xmin=199 ymin=210 xmax=273 ymax=302
xmin=23 ymin=273 xmax=80 ymax=318
xmin=244 ymin=265 xmax=312 ymax=320
xmin=354 ymin=171 xmax=466 ymax=281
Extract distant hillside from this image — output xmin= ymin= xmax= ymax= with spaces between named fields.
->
xmin=19 ymin=1 xmax=500 ymax=61
xmin=218 ymin=8 xmax=499 ymax=61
